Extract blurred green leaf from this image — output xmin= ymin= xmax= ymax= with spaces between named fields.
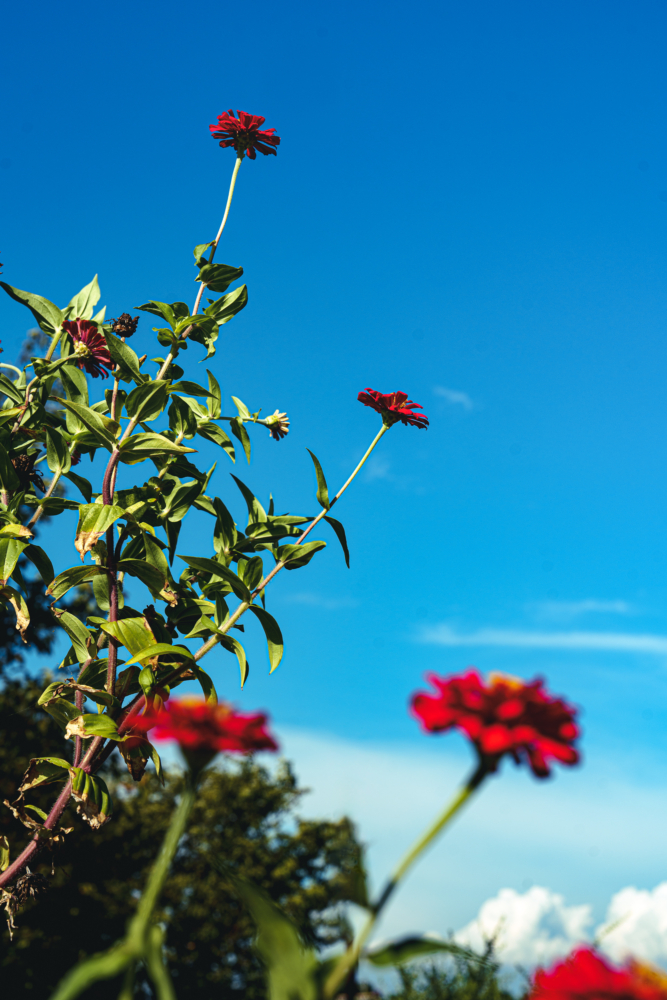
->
xmin=364 ymin=935 xmax=474 ymax=967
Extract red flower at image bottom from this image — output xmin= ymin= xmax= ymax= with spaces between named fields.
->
xmin=530 ymin=949 xmax=667 ymax=1000
xmin=357 ymin=388 xmax=429 ymax=429
xmin=134 ymin=698 xmax=279 ymax=755
xmin=209 ymin=110 xmax=280 ymax=160
xmin=410 ymin=670 xmax=579 ymax=778
xmin=63 ymin=319 xmax=113 ymax=379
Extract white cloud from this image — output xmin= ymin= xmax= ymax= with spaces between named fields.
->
xmin=418 ymin=623 xmax=667 ymax=654
xmin=364 ymin=456 xmax=393 ymax=482
xmin=281 ymin=591 xmax=358 ymax=611
xmin=455 ymin=887 xmax=591 ymax=967
xmin=433 ymin=386 xmax=474 ymax=410
xmin=530 ymin=600 xmax=632 ymax=621
xmin=599 ymin=883 xmax=667 ymax=966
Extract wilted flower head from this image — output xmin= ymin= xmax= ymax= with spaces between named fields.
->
xmin=110 ymin=313 xmax=139 ymax=338
xmin=530 ymin=949 xmax=667 ymax=1000
xmin=411 ymin=670 xmax=579 ymax=778
xmin=134 ymin=697 xmax=278 ymax=771
xmin=209 ymin=110 xmax=280 ymax=160
xmin=63 ymin=320 xmax=113 ymax=379
xmin=265 ymin=410 xmax=290 ymax=441
xmin=358 ymin=388 xmax=429 ymax=429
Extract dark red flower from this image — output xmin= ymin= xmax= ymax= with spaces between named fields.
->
xmin=410 ymin=670 xmax=579 ymax=778
xmin=358 ymin=389 xmax=429 ymax=429
xmin=209 ymin=110 xmax=280 ymax=160
xmin=134 ymin=697 xmax=279 ymax=755
xmin=530 ymin=949 xmax=667 ymax=1000
xmin=63 ymin=320 xmax=113 ymax=379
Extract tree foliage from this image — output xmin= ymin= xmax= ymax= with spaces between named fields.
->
xmin=0 ymin=676 xmax=364 ymax=999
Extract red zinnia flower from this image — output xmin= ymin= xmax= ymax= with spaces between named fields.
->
xmin=63 ymin=320 xmax=113 ymax=379
xmin=134 ymin=698 xmax=279 ymax=755
xmin=209 ymin=110 xmax=280 ymax=160
xmin=410 ymin=670 xmax=579 ymax=778
xmin=358 ymin=389 xmax=429 ymax=429
xmin=530 ymin=948 xmax=667 ymax=1000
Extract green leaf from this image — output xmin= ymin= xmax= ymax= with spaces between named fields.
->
xmin=198 ymin=421 xmax=235 ymax=462
xmin=74 ymin=503 xmax=125 ymax=561
xmin=117 ymin=559 xmax=174 ymax=603
xmin=0 ymin=835 xmax=9 ymax=872
xmin=194 ymin=241 xmax=214 ymax=261
xmin=230 ymin=418 xmax=251 ymax=464
xmin=119 ymin=432 xmax=196 ymax=465
xmin=18 ymin=757 xmax=71 ymax=794
xmin=70 ymin=713 xmax=121 ymax=741
xmin=187 ymin=316 xmax=220 ymax=359
xmin=231 ymin=396 xmax=252 ymax=420
xmin=196 ymin=262 xmax=244 ymax=293
xmin=47 ymin=565 xmax=106 ymax=601
xmin=212 ymin=497 xmax=238 ymax=556
xmin=136 ymin=300 xmax=189 ymax=328
xmin=64 ymin=470 xmax=93 ymax=503
xmin=56 ymin=399 xmax=120 ymax=449
xmin=206 ymin=369 xmax=221 ymax=419
xmin=364 ymin=935 xmax=473 ymax=967
xmin=0 ymin=537 xmax=28 ymax=585
xmin=0 ymin=441 xmax=20 ymax=492
xmin=323 ymin=516 xmax=350 ymax=568
xmin=190 ymin=663 xmax=217 ymax=704
xmin=306 ymin=450 xmax=330 ymax=510
xmin=105 ymin=332 xmax=145 ymax=385
xmin=24 ymin=543 xmax=55 ymax=585
xmin=60 ymin=363 xmax=89 ymax=405
xmin=0 ymin=585 xmax=30 ymax=639
xmin=177 ymin=554 xmax=251 ymax=602
xmin=123 ymin=642 xmax=193 ymax=667
xmin=160 ymin=482 xmax=201 ymax=523
xmin=53 ymin=608 xmax=94 ymax=662
xmin=0 ymin=281 xmax=63 ymax=334
xmin=219 ymin=634 xmax=249 ymax=687
xmin=125 ymin=381 xmax=168 ymax=422
xmin=247 ymin=605 xmax=283 ymax=673
xmin=220 ymin=871 xmax=317 ymax=1000
xmin=168 ymin=380 xmax=211 ymax=398
xmin=205 ymin=283 xmax=248 ymax=325
xmin=0 ymin=374 xmax=24 ymax=405
xmin=45 ymin=428 xmax=72 ymax=475
xmin=278 ymin=541 xmax=326 ymax=570
xmin=92 ymin=614 xmax=156 ymax=657
xmin=231 ymin=475 xmax=267 ymax=524
xmin=64 ymin=275 xmax=100 ymax=321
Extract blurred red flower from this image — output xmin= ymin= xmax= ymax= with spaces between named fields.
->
xmin=410 ymin=670 xmax=579 ymax=778
xmin=530 ymin=948 xmax=667 ymax=1000
xmin=357 ymin=388 xmax=429 ymax=429
xmin=63 ymin=320 xmax=113 ymax=379
xmin=135 ymin=698 xmax=279 ymax=755
xmin=209 ymin=110 xmax=280 ymax=160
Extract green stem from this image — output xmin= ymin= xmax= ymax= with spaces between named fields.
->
xmin=0 ymin=363 xmax=23 ymax=377
xmin=323 ymin=762 xmax=488 ymax=999
xmin=192 ymin=154 xmax=243 ymax=317
xmin=190 ymin=423 xmax=390 ymax=664
xmin=129 ymin=781 xmax=197 ymax=936
xmin=45 ymin=329 xmax=63 ymax=362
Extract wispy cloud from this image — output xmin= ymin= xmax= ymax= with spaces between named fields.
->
xmin=433 ymin=386 xmax=474 ymax=410
xmin=530 ymin=599 xmax=633 ymax=621
xmin=282 ymin=591 xmax=358 ymax=611
xmin=364 ymin=456 xmax=393 ymax=482
xmin=418 ymin=624 xmax=667 ymax=654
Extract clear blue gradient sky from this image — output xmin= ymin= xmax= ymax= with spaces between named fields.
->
xmin=4 ymin=0 xmax=667 ymax=943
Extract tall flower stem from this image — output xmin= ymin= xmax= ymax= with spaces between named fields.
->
xmin=323 ymin=761 xmax=489 ymax=1000
xmin=48 ymin=777 xmax=198 ymax=1000
xmin=191 ymin=154 xmax=243 ymax=317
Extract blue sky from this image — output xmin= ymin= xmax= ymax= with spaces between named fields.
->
xmin=4 ymin=0 xmax=667 ymax=963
